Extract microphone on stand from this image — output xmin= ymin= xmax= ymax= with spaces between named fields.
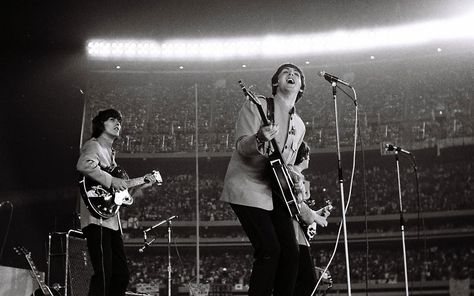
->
xmin=138 ymin=238 xmax=156 ymax=253
xmin=143 ymin=215 xmax=179 ymax=233
xmin=385 ymin=143 xmax=412 ymax=155
xmin=318 ymin=71 xmax=351 ymax=87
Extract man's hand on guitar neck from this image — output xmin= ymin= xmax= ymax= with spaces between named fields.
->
xmin=111 ymin=177 xmax=128 ymax=191
xmin=256 ymin=123 xmax=279 ymax=143
xmin=312 ymin=213 xmax=328 ymax=227
xmin=315 ymin=207 xmax=331 ymax=218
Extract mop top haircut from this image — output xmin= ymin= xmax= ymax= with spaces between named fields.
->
xmin=271 ymin=63 xmax=306 ymax=102
xmin=91 ymin=108 xmax=123 ymax=138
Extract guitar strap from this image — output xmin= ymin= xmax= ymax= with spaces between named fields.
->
xmin=265 ymin=97 xmax=275 ymax=155
xmin=265 ymin=97 xmax=275 ymax=124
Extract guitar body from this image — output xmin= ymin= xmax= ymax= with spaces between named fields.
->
xmin=79 ymin=166 xmax=131 ymax=219
xmin=269 ymin=156 xmax=301 ymax=220
xmin=79 ymin=167 xmax=162 ymax=219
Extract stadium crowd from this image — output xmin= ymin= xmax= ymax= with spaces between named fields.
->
xmin=126 ymin=244 xmax=474 ymax=291
xmin=120 ymin=157 xmax=474 ymax=223
xmin=84 ymin=53 xmax=473 ymax=153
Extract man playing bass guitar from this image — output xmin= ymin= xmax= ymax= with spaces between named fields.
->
xmin=221 ymin=63 xmax=309 ymax=296
xmin=77 ymin=109 xmax=156 ymax=296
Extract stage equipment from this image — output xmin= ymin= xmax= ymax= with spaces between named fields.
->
xmin=316 ymin=72 xmax=359 ymax=296
xmin=141 ymin=215 xmax=178 ymax=296
xmin=385 ymin=144 xmax=412 ymax=296
xmin=48 ymin=230 xmax=93 ymax=296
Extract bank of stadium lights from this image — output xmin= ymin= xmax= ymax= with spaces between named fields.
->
xmin=87 ymin=10 xmax=474 ymax=60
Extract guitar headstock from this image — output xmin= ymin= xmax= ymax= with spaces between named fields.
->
xmin=13 ymin=246 xmax=30 ymax=257
xmin=152 ymin=170 xmax=162 ymax=185
xmin=13 ymin=246 xmax=52 ymax=295
xmin=324 ymin=199 xmax=335 ymax=213
xmin=238 ymin=80 xmax=263 ymax=107
xmin=144 ymin=170 xmax=163 ymax=185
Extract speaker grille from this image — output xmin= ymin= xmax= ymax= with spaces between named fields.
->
xmin=48 ymin=230 xmax=93 ymax=296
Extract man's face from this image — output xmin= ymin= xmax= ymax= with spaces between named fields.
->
xmin=277 ymin=67 xmax=302 ymax=94
xmin=103 ymin=117 xmax=121 ymax=138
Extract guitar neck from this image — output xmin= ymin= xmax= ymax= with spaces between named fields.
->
xmin=125 ymin=176 xmax=147 ymax=189
xmin=239 ymin=81 xmax=285 ymax=162
xmin=253 ymin=97 xmax=285 ymax=162
xmin=24 ymin=255 xmax=52 ymax=295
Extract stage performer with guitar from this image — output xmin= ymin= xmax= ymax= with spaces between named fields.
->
xmin=77 ymin=109 xmax=158 ymax=296
xmin=221 ymin=64 xmax=324 ymax=296
xmin=289 ymin=141 xmax=332 ymax=296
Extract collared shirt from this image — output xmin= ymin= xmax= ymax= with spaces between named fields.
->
xmin=220 ymin=97 xmax=305 ymax=210
xmin=77 ymin=138 xmax=120 ymax=231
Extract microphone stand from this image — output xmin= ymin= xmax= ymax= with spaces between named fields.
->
xmin=142 ymin=216 xmax=178 ymax=296
xmin=331 ymin=81 xmax=352 ymax=296
xmin=394 ymin=151 xmax=410 ymax=296
xmin=167 ymin=219 xmax=173 ymax=296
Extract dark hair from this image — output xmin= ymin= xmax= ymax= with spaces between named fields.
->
xmin=91 ymin=109 xmax=122 ymax=138
xmin=271 ymin=63 xmax=305 ymax=102
xmin=294 ymin=141 xmax=310 ymax=166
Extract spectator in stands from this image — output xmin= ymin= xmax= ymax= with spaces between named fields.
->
xmin=221 ymin=63 xmax=307 ymax=296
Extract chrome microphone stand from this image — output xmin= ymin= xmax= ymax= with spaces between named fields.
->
xmin=166 ymin=218 xmax=173 ymax=296
xmin=394 ymin=151 xmax=410 ymax=296
xmin=331 ymin=81 xmax=352 ymax=296
xmin=141 ymin=215 xmax=178 ymax=296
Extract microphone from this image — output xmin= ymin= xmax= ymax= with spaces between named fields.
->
xmin=385 ymin=144 xmax=411 ymax=155
xmin=143 ymin=215 xmax=179 ymax=233
xmin=138 ymin=238 xmax=156 ymax=253
xmin=318 ymin=71 xmax=351 ymax=87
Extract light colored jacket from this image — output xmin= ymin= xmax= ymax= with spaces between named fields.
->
xmin=221 ymin=98 xmax=305 ymax=210
xmin=77 ymin=138 xmax=120 ymax=231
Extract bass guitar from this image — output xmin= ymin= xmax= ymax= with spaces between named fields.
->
xmin=79 ymin=166 xmax=162 ymax=219
xmin=239 ymin=80 xmax=301 ymax=220
xmin=14 ymin=246 xmax=60 ymax=296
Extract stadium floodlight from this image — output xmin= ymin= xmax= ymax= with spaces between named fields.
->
xmin=87 ymin=10 xmax=474 ymax=61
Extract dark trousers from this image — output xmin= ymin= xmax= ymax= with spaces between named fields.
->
xmin=294 ymin=245 xmax=318 ymax=296
xmin=231 ymin=197 xmax=299 ymax=296
xmin=83 ymin=224 xmax=130 ymax=296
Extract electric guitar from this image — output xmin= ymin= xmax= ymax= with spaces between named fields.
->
xmin=13 ymin=246 xmax=60 ymax=296
xmin=300 ymin=199 xmax=334 ymax=241
xmin=79 ymin=166 xmax=162 ymax=219
xmin=239 ymin=80 xmax=301 ymax=220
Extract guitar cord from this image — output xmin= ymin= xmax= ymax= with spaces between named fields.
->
xmin=310 ymin=85 xmax=358 ymax=296
xmin=0 ymin=201 xmax=13 ymax=261
xmin=100 ymin=218 xmax=106 ymax=296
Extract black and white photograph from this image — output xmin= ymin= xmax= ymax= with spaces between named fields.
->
xmin=1 ymin=1 xmax=473 ymax=295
